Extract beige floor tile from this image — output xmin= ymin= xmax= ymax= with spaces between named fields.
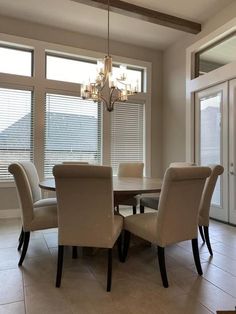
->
xmin=0 ymin=268 xmax=24 ymax=305
xmin=25 ymin=283 xmax=73 ymax=314
xmin=22 ymin=256 xmax=56 ymax=287
xmin=0 ymin=247 xmax=20 ymax=270
xmin=200 ymin=251 xmax=236 ymax=276
xmin=193 ymin=262 xmax=236 ymax=298
xmin=0 ymin=233 xmax=19 ymax=249
xmin=0 ymin=218 xmax=236 ymax=313
xmin=24 ymin=238 xmax=51 ymax=259
xmin=0 ymin=301 xmax=25 ymax=314
xmin=175 ymin=274 xmax=236 ymax=313
xmin=43 ymin=232 xmax=58 ymax=248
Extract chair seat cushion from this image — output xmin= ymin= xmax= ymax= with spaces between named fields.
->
xmin=34 ymin=198 xmax=57 ymax=208
xmin=30 ymin=203 xmax=58 ymax=231
xmin=124 ymin=212 xmax=158 ymax=244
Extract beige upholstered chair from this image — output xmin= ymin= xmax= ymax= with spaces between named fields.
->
xmin=123 ymin=166 xmax=211 ymax=287
xmin=117 ymin=162 xmax=144 ymax=214
xmin=53 ymin=164 xmax=123 ymax=292
xmin=8 ymin=162 xmax=58 ymax=266
xmin=140 ymin=162 xmax=195 ymax=213
xmin=198 ymin=165 xmax=224 ymax=255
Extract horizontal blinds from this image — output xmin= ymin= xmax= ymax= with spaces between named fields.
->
xmin=0 ymin=87 xmax=33 ymax=181
xmin=44 ymin=93 xmax=101 ymax=178
xmin=111 ymin=102 xmax=144 ymax=175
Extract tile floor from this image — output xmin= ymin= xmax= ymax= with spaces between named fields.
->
xmin=0 ymin=211 xmax=236 ymax=314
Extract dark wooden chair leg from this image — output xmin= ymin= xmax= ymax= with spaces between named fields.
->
xmin=122 ymin=230 xmax=131 ymax=262
xmin=18 ymin=228 xmax=24 ymax=251
xmin=140 ymin=204 xmax=145 ymax=213
xmin=56 ymin=245 xmax=64 ymax=288
xmin=157 ymin=246 xmax=168 ymax=288
xmin=192 ymin=238 xmax=203 ymax=275
xmin=132 ymin=206 xmax=137 ymax=215
xmin=72 ymin=246 xmax=78 ymax=259
xmin=203 ymin=226 xmax=213 ymax=256
xmin=107 ymin=248 xmax=112 ymax=292
xmin=198 ymin=226 xmax=205 ymax=243
xmin=18 ymin=232 xmax=30 ymax=266
xmin=117 ymin=234 xmax=123 ymax=262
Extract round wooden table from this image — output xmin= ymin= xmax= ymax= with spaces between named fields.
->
xmin=39 ymin=177 xmax=162 ymax=206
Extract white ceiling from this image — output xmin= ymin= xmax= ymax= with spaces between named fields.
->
xmin=0 ymin=0 xmax=234 ymax=50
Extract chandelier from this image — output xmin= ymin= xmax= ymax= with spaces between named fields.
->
xmin=81 ymin=0 xmax=138 ymax=112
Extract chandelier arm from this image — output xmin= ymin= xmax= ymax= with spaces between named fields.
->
xmin=116 ymin=79 xmax=126 ymax=85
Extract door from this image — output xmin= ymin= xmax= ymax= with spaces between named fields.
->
xmin=195 ymin=82 xmax=228 ymax=222
xmin=229 ymin=79 xmax=236 ymax=224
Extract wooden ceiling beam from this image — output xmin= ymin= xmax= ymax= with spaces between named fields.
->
xmin=71 ymin=0 xmax=201 ymax=34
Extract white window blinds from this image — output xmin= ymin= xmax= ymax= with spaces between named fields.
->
xmin=0 ymin=87 xmax=33 ymax=180
xmin=111 ymin=102 xmax=144 ymax=175
xmin=44 ymin=93 xmax=101 ymax=178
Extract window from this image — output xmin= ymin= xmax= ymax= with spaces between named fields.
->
xmin=199 ymin=93 xmax=221 ymax=205
xmin=0 ymin=46 xmax=32 ymax=76
xmin=195 ymin=32 xmax=236 ymax=77
xmin=0 ymin=87 xmax=33 ymax=180
xmin=46 ymin=54 xmax=97 ymax=84
xmin=0 ymin=38 xmax=149 ymax=183
xmin=46 ymin=54 xmax=143 ymax=92
xmin=111 ymin=102 xmax=144 ymax=175
xmin=44 ymin=93 xmax=101 ymax=177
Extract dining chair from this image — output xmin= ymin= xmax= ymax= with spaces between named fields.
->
xmin=122 ymin=166 xmax=211 ymax=287
xmin=140 ymin=162 xmax=195 ymax=213
xmin=117 ymin=162 xmax=144 ymax=214
xmin=8 ymin=162 xmax=58 ymax=266
xmin=198 ymin=164 xmax=224 ymax=255
xmin=53 ymin=164 xmax=123 ymax=292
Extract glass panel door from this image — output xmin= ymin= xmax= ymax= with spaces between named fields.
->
xmin=195 ymin=82 xmax=228 ymax=222
xmin=199 ymin=92 xmax=221 ymax=206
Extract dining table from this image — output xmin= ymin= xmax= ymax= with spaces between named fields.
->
xmin=39 ymin=176 xmax=162 ymax=206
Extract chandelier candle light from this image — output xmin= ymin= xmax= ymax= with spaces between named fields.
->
xmin=81 ymin=0 xmax=138 ymax=112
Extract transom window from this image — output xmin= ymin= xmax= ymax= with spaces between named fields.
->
xmin=46 ymin=53 xmax=143 ymax=92
xmin=0 ymin=46 xmax=32 ymax=77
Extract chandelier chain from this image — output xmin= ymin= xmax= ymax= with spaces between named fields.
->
xmin=107 ymin=0 xmax=110 ymax=56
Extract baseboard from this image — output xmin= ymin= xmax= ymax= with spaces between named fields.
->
xmin=0 ymin=209 xmax=21 ymax=219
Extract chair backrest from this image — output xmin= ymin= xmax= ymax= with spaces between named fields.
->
xmin=53 ymin=164 xmax=115 ymax=248
xmin=8 ymin=162 xmax=39 ymax=229
xmin=117 ymin=162 xmax=144 ymax=178
xmin=198 ymin=164 xmax=224 ymax=226
xmin=156 ymin=166 xmax=211 ymax=247
xmin=169 ymin=162 xmax=196 ymax=167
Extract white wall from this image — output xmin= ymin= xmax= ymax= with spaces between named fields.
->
xmin=162 ymin=1 xmax=236 ymax=172
xmin=0 ymin=15 xmax=163 ymax=214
